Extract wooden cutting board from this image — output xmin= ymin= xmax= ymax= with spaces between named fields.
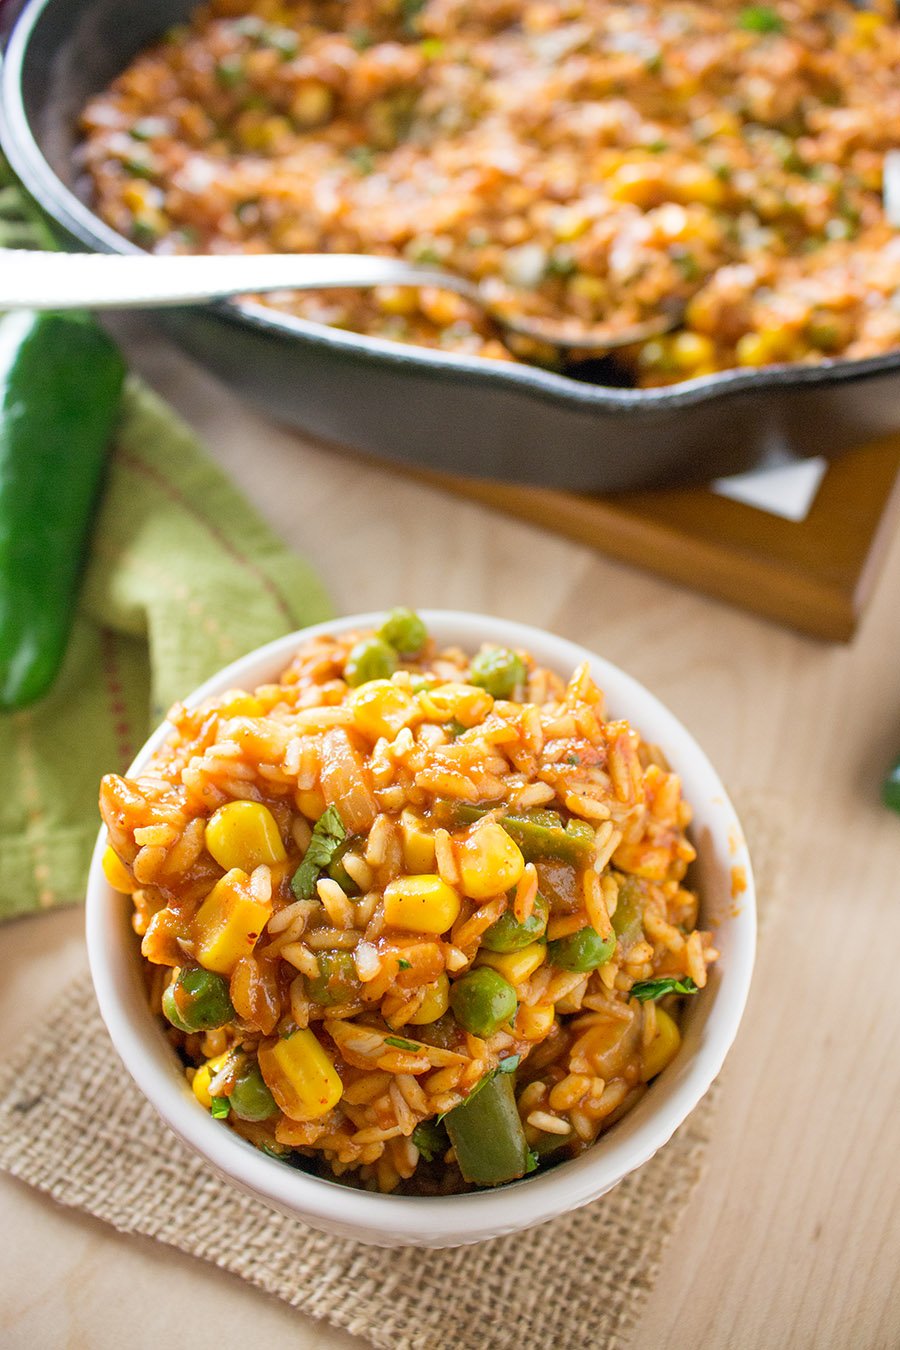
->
xmin=411 ymin=434 xmax=900 ymax=642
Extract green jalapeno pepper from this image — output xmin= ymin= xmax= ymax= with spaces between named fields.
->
xmin=0 ymin=310 xmax=125 ymax=709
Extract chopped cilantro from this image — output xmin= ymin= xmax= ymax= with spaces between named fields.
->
xmin=397 ymin=958 xmax=412 ymax=971
xmin=384 ymin=1035 xmax=421 ymax=1051
xmin=122 ymin=156 xmax=155 ymax=180
xmin=630 ymin=976 xmax=698 ymax=1002
xmin=546 ymin=249 xmax=577 ymax=278
xmin=738 ymin=7 xmax=784 ymax=34
xmin=347 ymin=145 xmax=376 ymax=176
xmin=408 ymin=240 xmax=443 ymax=264
xmin=131 ymin=218 xmax=161 ymax=247
xmin=291 ymin=805 xmax=347 ymax=899
xmin=210 ymin=1095 xmax=230 ymax=1118
xmin=673 ymin=250 xmax=701 ymax=282
xmin=214 ymin=55 xmax=245 ymax=88
xmin=400 ymin=0 xmax=427 ymax=35
xmin=130 ymin=117 xmax=168 ymax=142
xmin=261 ymin=25 xmax=299 ymax=58
xmin=525 ymin=1148 xmax=540 ymax=1174
xmin=412 ymin=1119 xmax=447 ymax=1161
xmin=436 ymin=1055 xmax=520 ymax=1123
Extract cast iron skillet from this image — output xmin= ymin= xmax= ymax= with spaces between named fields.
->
xmin=4 ymin=0 xmax=900 ymax=490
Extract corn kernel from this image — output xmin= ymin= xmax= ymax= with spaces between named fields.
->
xmin=418 ymin=287 xmax=469 ymax=328
xmin=400 ymin=809 xmax=436 ymax=873
xmin=734 ymin=333 xmax=771 ymax=367
xmin=375 ymin=285 xmax=419 ymax=317
xmin=102 ymin=845 xmax=135 ymax=893
xmin=458 ymin=822 xmax=525 ymax=901
xmin=670 ymin=331 xmax=716 ymax=372
xmin=477 ymin=941 xmax=546 ymax=985
xmin=219 ymin=691 xmax=264 ymax=717
xmin=259 ymin=1028 xmax=342 ymax=1121
xmin=350 ymin=680 xmax=419 ymax=741
xmin=516 ymin=1003 xmax=555 ymax=1041
xmin=567 ymin=273 xmax=608 ymax=306
xmin=190 ymin=1051 xmax=230 ymax=1110
xmin=552 ymin=207 xmax=590 ymax=242
xmin=673 ymin=165 xmax=726 ymax=208
xmin=192 ymin=869 xmax=272 ymax=975
xmin=291 ymin=81 xmax=334 ymax=128
xmin=735 ymin=328 xmax=794 ymax=368
xmin=606 ymin=161 xmax=664 ymax=207
xmin=296 ymin=787 xmax=327 ymax=820
xmin=408 ymin=972 xmax=451 ymax=1024
xmin=383 ymin=875 xmax=461 ymax=934
xmin=417 ymin=682 xmax=494 ymax=727
xmin=641 ymin=1006 xmax=682 ymax=1081
xmin=205 ymin=800 xmax=287 ymax=872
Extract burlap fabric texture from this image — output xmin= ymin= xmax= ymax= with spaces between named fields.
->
xmin=0 ymin=797 xmax=781 ymax=1350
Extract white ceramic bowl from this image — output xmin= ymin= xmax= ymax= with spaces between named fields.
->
xmin=86 ymin=611 xmax=755 ymax=1248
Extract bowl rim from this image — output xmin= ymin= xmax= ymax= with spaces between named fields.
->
xmin=86 ymin=609 xmax=756 ymax=1245
xmin=4 ymin=0 xmax=900 ymax=415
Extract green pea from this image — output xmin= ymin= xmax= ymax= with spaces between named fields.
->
xmin=468 ymin=647 xmax=526 ymax=700
xmin=306 ymin=950 xmax=361 ymax=1006
xmin=378 ymin=607 xmax=427 ymax=656
xmin=481 ymin=893 xmax=549 ymax=952
xmin=450 ymin=967 xmax=517 ymax=1037
xmin=228 ymin=1062 xmax=278 ymax=1122
xmin=547 ymin=927 xmax=617 ymax=973
xmin=344 ymin=636 xmax=397 ymax=687
xmin=162 ymin=968 xmax=234 ymax=1033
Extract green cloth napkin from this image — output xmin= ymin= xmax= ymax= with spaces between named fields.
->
xmin=0 ymin=166 xmax=333 ymax=920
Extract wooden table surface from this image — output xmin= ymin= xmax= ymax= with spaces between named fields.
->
xmin=2 ymin=322 xmax=899 ymax=1350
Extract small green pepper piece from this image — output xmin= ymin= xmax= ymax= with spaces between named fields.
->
xmin=306 ymin=950 xmax=361 ymax=1006
xmin=444 ymin=1067 xmax=530 ymax=1186
xmin=481 ymin=892 xmax=549 ymax=952
xmin=432 ymin=801 xmax=595 ymax=867
xmin=547 ymin=927 xmax=617 ymax=973
xmin=228 ymin=1062 xmax=278 ymax=1121
xmin=450 ymin=967 xmax=517 ymax=1037
xmin=378 ymin=607 xmax=427 ymax=656
xmin=162 ymin=968 xmax=235 ymax=1033
xmin=469 ymin=647 xmax=526 ymax=699
xmin=611 ymin=874 xmax=644 ymax=947
xmin=344 ymin=636 xmax=398 ymax=687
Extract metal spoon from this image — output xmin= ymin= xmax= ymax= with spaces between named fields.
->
xmin=0 ymin=248 xmax=680 ymax=352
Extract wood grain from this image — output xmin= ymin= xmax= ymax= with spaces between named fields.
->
xmin=1 ymin=318 xmax=898 ymax=1350
xmin=412 ymin=435 xmax=900 ymax=643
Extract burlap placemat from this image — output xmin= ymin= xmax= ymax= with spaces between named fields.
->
xmin=0 ymin=793 xmax=783 ymax=1349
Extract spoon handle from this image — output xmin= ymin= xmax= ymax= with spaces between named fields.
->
xmin=0 ymin=249 xmax=464 ymax=310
